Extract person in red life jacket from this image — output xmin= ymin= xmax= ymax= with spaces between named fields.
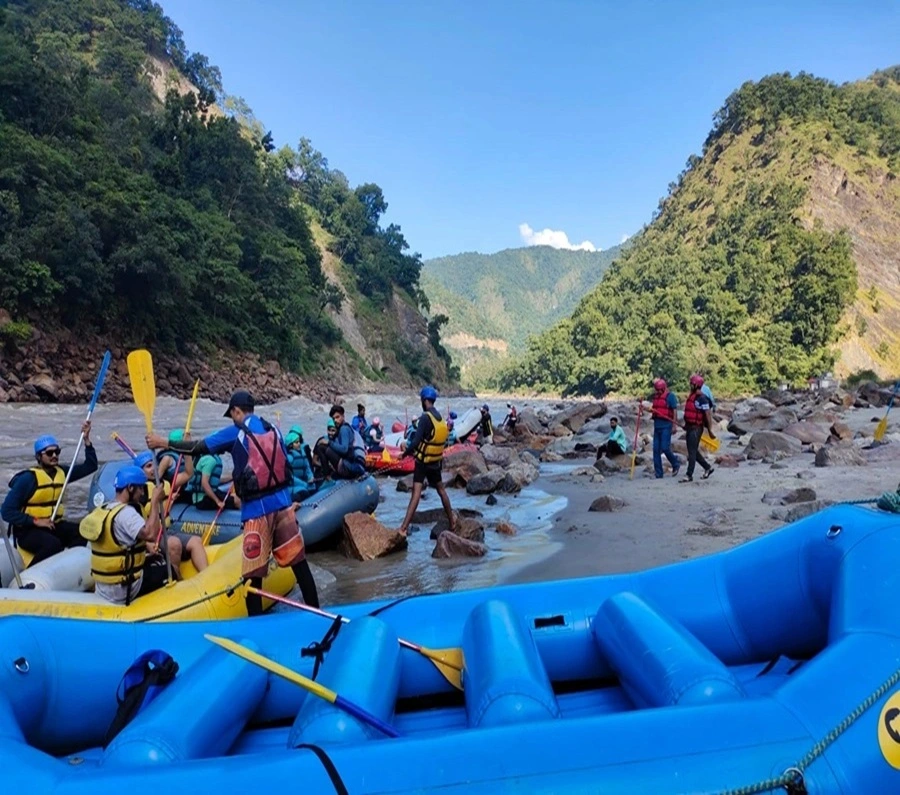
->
xmin=644 ymin=378 xmax=681 ymax=479
xmin=1 ymin=423 xmax=97 ymax=566
xmin=397 ymin=385 xmax=456 ymax=537
xmin=680 ymin=374 xmax=716 ymax=483
xmin=146 ymin=389 xmax=319 ymax=616
xmin=501 ymin=403 xmax=519 ymax=433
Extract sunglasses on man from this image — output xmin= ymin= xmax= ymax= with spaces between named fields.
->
xmin=41 ymin=448 xmax=62 ymax=457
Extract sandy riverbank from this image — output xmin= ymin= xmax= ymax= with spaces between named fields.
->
xmin=510 ymin=404 xmax=900 ymax=585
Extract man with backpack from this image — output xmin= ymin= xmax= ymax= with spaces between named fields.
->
xmin=145 ymin=389 xmax=319 ymax=615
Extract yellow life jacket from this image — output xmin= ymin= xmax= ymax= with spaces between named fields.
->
xmin=23 ymin=466 xmax=65 ymax=520
xmin=142 ymin=479 xmax=172 ymax=526
xmin=413 ymin=410 xmax=450 ymax=464
xmin=79 ymin=503 xmax=146 ymax=587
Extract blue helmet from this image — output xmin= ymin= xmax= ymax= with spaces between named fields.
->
xmin=115 ymin=465 xmax=148 ymax=490
xmin=34 ymin=435 xmax=59 ymax=455
xmin=420 ymin=385 xmax=438 ymax=401
xmin=133 ymin=451 xmax=154 ymax=469
xmin=449 ymin=411 xmax=458 ymax=420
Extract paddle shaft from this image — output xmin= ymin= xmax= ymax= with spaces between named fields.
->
xmin=629 ymin=404 xmax=642 ymax=480
xmin=51 ymin=350 xmax=111 ymax=521
xmin=111 ymin=433 xmax=137 ymax=459
xmin=2 ymin=530 xmax=23 ymax=589
xmin=201 ymin=485 xmax=232 ymax=545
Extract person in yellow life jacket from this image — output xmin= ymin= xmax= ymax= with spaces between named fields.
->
xmin=134 ymin=451 xmax=208 ymax=573
xmin=1 ymin=423 xmax=97 ymax=567
xmin=79 ymin=464 xmax=168 ymax=605
xmin=397 ymin=385 xmax=456 ymax=537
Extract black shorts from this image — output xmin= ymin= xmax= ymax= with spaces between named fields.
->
xmin=413 ymin=459 xmax=443 ymax=487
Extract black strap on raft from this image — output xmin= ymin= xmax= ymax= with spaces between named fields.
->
xmin=103 ymin=650 xmax=178 ymax=747
xmin=295 ymin=743 xmax=349 ymax=795
xmin=301 ymin=615 xmax=343 ymax=680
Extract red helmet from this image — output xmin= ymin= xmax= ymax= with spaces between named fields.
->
xmin=690 ymin=374 xmax=704 ymax=387
xmin=653 ymin=378 xmax=667 ymax=391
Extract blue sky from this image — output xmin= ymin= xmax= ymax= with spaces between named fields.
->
xmin=161 ymin=0 xmax=899 ymax=259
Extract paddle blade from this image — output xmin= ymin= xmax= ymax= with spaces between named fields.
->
xmin=184 ymin=379 xmax=200 ymax=434
xmin=127 ymin=349 xmax=156 ymax=432
xmin=700 ymin=433 xmax=720 ymax=453
xmin=417 ymin=646 xmax=463 ymax=690
xmin=88 ymin=350 xmax=112 ymax=415
xmin=381 ymin=448 xmax=391 ymax=462
xmin=875 ymin=416 xmax=889 ymax=442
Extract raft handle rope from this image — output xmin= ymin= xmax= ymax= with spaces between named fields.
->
xmin=717 ymin=663 xmax=900 ymax=795
xmin=13 ymin=657 xmax=29 ymax=674
xmin=135 ymin=578 xmax=245 ymax=623
xmin=825 ymin=524 xmax=842 ymax=539
xmin=301 ymin=614 xmax=343 ymax=680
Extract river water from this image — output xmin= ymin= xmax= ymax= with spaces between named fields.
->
xmin=0 ymin=393 xmax=571 ymax=605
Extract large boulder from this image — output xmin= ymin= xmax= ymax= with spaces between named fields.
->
xmin=554 ymin=401 xmax=607 ymax=433
xmin=771 ymin=500 xmax=835 ymax=522
xmin=340 ymin=512 xmax=407 ymax=560
xmin=443 ymin=447 xmax=488 ymax=486
xmin=546 ymin=431 xmax=608 ymax=458
xmin=517 ymin=408 xmax=546 ymax=435
xmin=547 ymin=423 xmax=574 ymax=437
xmin=497 ymin=459 xmax=540 ymax=493
xmin=481 ymin=446 xmax=521 ymax=468
xmin=761 ymin=389 xmax=798 ymax=407
xmin=466 ymin=468 xmax=506 ymax=495
xmin=430 ymin=509 xmax=484 ymax=539
xmin=781 ymin=422 xmax=831 ymax=446
xmin=856 ymin=381 xmax=894 ymax=408
xmin=746 ymin=431 xmax=802 ymax=461
xmin=26 ymin=373 xmax=58 ymax=401
xmin=830 ymin=421 xmax=853 ymax=442
xmin=728 ymin=398 xmax=798 ymax=435
xmin=594 ymin=457 xmax=624 ymax=475
xmin=432 ymin=531 xmax=487 ymax=559
xmin=815 ymin=443 xmax=866 ymax=467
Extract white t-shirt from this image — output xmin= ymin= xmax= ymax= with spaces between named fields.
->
xmin=94 ymin=501 xmax=146 ymax=605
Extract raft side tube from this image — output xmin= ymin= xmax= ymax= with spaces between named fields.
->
xmin=103 ymin=640 xmax=267 ymax=766
xmin=289 ymin=616 xmax=401 ymax=746
xmin=462 ymin=599 xmax=560 ymax=728
xmin=593 ymin=592 xmax=746 ymax=709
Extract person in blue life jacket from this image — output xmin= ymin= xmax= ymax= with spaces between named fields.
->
xmin=284 ymin=425 xmax=316 ymax=502
xmin=364 ymin=417 xmax=385 ymax=452
xmin=397 ymin=385 xmax=456 ymax=537
xmin=314 ymin=405 xmax=367 ymax=480
xmin=1 ymin=423 xmax=97 ymax=566
xmin=146 ymin=389 xmax=319 ymax=616
xmin=133 ymin=451 xmax=208 ymax=575
xmin=350 ymin=403 xmax=367 ymax=434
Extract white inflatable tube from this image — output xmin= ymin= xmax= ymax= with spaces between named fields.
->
xmin=11 ymin=546 xmax=94 ymax=592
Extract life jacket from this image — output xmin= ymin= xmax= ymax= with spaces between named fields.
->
xmin=235 ymin=419 xmax=292 ymax=501
xmin=142 ymin=479 xmax=172 ymax=526
xmin=683 ymin=392 xmax=706 ymax=426
xmin=79 ymin=503 xmax=146 ymax=592
xmin=187 ymin=455 xmax=223 ymax=505
xmin=287 ymin=447 xmax=314 ymax=489
xmin=22 ymin=466 xmax=65 ymax=520
xmin=413 ymin=410 xmax=450 ymax=464
xmin=103 ymin=650 xmax=179 ymax=747
xmin=156 ymin=451 xmax=184 ymax=482
xmin=349 ymin=427 xmax=367 ymax=463
xmin=652 ymin=391 xmax=675 ymax=423
xmin=480 ymin=414 xmax=493 ymax=437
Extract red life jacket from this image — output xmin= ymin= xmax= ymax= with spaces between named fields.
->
xmin=683 ymin=393 xmax=706 ymax=426
xmin=235 ymin=419 xmax=292 ymax=501
xmin=652 ymin=391 xmax=674 ymax=422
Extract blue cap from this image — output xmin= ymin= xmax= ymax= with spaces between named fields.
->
xmin=133 ymin=451 xmax=154 ymax=469
xmin=34 ymin=435 xmax=59 ymax=455
xmin=115 ymin=465 xmax=148 ymax=490
xmin=420 ymin=385 xmax=438 ymax=401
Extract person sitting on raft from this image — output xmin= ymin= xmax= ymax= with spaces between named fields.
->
xmin=364 ymin=417 xmax=385 ymax=452
xmin=478 ymin=404 xmax=494 ymax=446
xmin=596 ymin=416 xmax=628 ymax=460
xmin=351 ymin=403 xmax=367 ymax=434
xmin=134 ymin=451 xmax=209 ymax=574
xmin=79 ymin=464 xmax=169 ymax=605
xmin=146 ymin=389 xmax=319 ymax=615
xmin=446 ymin=411 xmax=458 ymax=445
xmin=400 ymin=416 xmax=419 ymax=451
xmin=314 ymin=405 xmax=367 ymax=479
xmin=156 ymin=430 xmax=188 ymax=484
xmin=285 ymin=425 xmax=316 ymax=502
xmin=1 ymin=424 xmax=97 ymax=567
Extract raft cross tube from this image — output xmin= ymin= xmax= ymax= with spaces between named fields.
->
xmin=103 ymin=641 xmax=267 ymax=765
xmin=592 ymin=592 xmax=746 ymax=708
xmin=462 ymin=599 xmax=560 ymax=728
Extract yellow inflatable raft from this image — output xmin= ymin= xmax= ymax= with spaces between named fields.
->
xmin=0 ymin=537 xmax=295 ymax=622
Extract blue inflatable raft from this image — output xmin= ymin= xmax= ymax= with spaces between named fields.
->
xmin=2 ymin=505 xmax=900 ymax=792
xmin=88 ymin=460 xmax=380 ymax=546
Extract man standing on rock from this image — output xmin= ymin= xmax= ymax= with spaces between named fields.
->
xmin=680 ymin=375 xmax=715 ymax=483
xmin=478 ymin=404 xmax=494 ymax=446
xmin=2 ymin=423 xmax=96 ymax=566
xmin=647 ymin=379 xmax=681 ymax=479
xmin=397 ymin=385 xmax=456 ymax=537
xmin=146 ymin=390 xmax=319 ymax=615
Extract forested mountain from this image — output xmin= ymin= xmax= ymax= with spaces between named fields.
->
xmin=497 ymin=69 xmax=900 ymax=396
xmin=0 ymin=0 xmax=453 ymax=391
xmin=421 ymin=244 xmax=622 ymax=384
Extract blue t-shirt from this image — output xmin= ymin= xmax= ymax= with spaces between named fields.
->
xmin=204 ymin=415 xmax=291 ymax=521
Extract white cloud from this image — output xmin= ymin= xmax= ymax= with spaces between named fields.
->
xmin=620 ymin=233 xmax=630 ymax=244
xmin=519 ymin=222 xmax=597 ymax=252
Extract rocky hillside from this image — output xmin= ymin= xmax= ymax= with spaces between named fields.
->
xmin=421 ymin=244 xmax=622 ymax=384
xmin=497 ymin=69 xmax=900 ymax=397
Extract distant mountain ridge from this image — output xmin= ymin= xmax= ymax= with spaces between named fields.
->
xmin=421 ymin=244 xmax=623 ymax=383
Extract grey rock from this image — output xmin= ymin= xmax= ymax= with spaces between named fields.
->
xmin=554 ymin=401 xmax=607 ymax=433
xmin=589 ymin=495 xmax=626 ymax=512
xmin=782 ymin=422 xmax=831 ymax=446
xmin=746 ymin=431 xmax=802 ymax=461
xmin=815 ymin=443 xmax=867 ymax=467
xmin=465 ymin=468 xmax=506 ymax=495
xmin=432 ymin=531 xmax=487 ymax=559
xmin=761 ymin=487 xmax=817 ymax=506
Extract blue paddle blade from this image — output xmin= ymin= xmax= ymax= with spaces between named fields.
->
xmin=89 ymin=350 xmax=112 ymax=414
xmin=334 ymin=694 xmax=401 ymax=738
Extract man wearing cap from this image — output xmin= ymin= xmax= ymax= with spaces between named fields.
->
xmin=146 ymin=390 xmax=319 ymax=615
xmin=1 ymin=421 xmax=97 ymax=566
xmin=79 ymin=464 xmax=168 ymax=604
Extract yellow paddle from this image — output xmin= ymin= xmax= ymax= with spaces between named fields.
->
xmin=127 ymin=349 xmax=173 ymax=585
xmin=184 ymin=379 xmax=200 ymax=434
xmin=163 ymin=379 xmax=201 ymax=524
xmin=629 ymin=404 xmax=643 ymax=480
xmin=246 ymin=585 xmax=464 ymax=690
xmin=875 ymin=382 xmax=900 ymax=442
xmin=700 ymin=433 xmax=720 ymax=453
